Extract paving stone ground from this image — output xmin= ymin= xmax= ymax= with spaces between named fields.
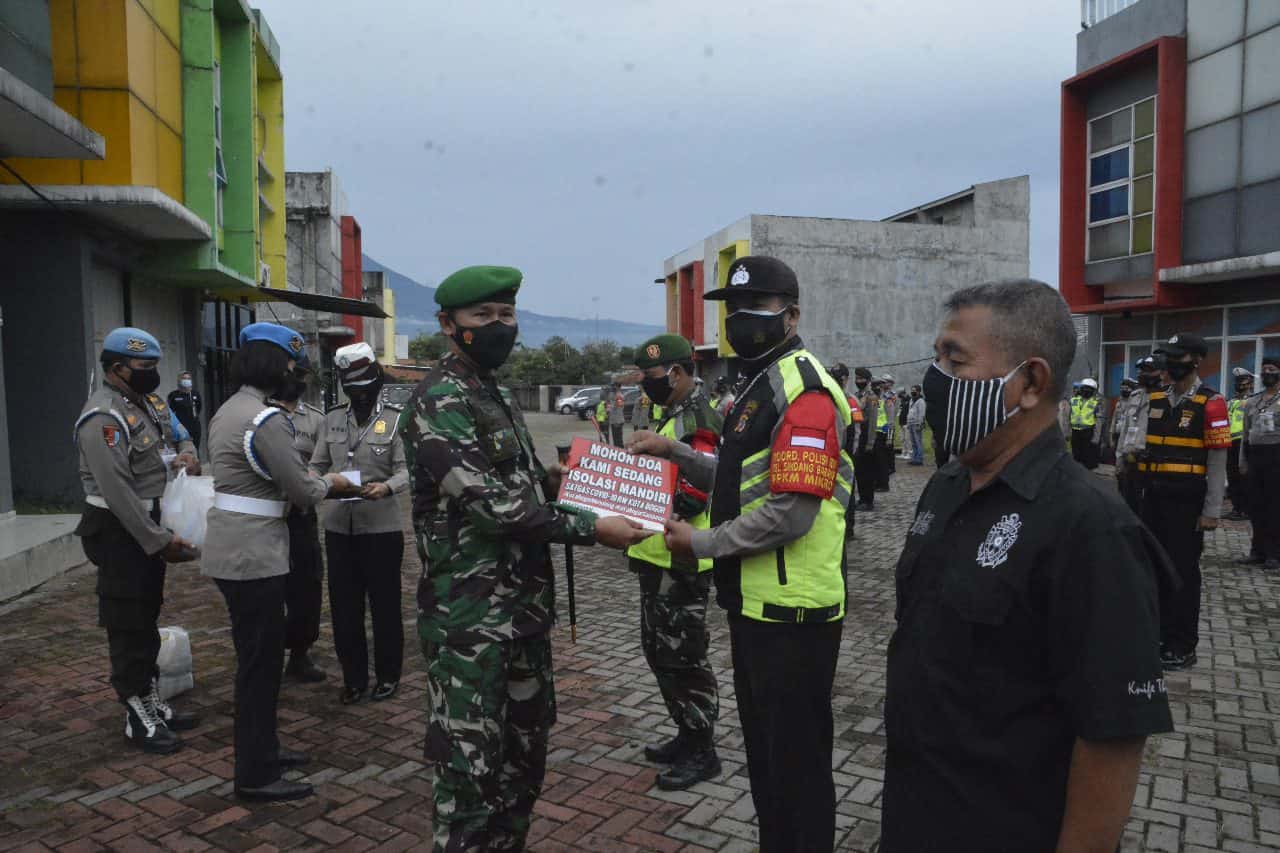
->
xmin=1 ymin=414 xmax=1278 ymax=852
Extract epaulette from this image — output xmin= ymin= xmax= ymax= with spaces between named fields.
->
xmin=300 ymin=402 xmax=325 ymax=417
xmin=244 ymin=406 xmax=289 ymax=480
xmin=146 ymin=393 xmax=168 ymax=413
xmin=383 ymin=401 xmax=404 ymax=412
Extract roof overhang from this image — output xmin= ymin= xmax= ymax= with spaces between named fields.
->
xmin=0 ymin=67 xmax=104 ymax=160
xmin=255 ymin=287 xmax=388 ymax=318
xmin=0 ymin=185 xmax=210 ymax=240
xmin=318 ymin=325 xmax=358 ymax=337
xmin=1159 ymin=251 xmax=1280 ymax=285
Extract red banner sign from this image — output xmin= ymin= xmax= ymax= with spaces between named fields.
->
xmin=556 ymin=437 xmax=675 ymax=531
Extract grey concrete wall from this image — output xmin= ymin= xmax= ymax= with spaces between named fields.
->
xmin=1077 ymin=0 xmax=1185 ymax=73
xmin=0 ymin=215 xmax=94 ymax=505
xmin=749 ymin=176 xmax=1031 ymax=390
xmin=0 ymin=1 xmax=53 ymax=97
xmin=362 ymin=270 xmax=387 ymax=352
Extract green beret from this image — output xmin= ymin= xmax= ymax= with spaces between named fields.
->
xmin=435 ymin=265 xmax=523 ymax=309
xmin=635 ymin=333 xmax=693 ymax=369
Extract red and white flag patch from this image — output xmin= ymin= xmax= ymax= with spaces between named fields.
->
xmin=789 ymin=427 xmax=827 ymax=450
xmin=102 ymin=424 xmax=121 ymax=448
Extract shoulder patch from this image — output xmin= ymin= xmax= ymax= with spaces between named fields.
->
xmin=102 ymin=424 xmax=122 ymax=447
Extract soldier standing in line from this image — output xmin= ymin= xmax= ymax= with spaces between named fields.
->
xmin=403 ymin=265 xmax=649 ymax=851
xmin=75 ymin=327 xmax=202 ymax=754
xmin=627 ymin=333 xmax=724 ymax=790
xmin=853 ymin=367 xmax=879 ymax=510
xmin=270 ymin=366 xmax=328 ymax=683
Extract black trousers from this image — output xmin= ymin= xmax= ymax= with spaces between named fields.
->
xmin=610 ymin=423 xmax=624 ymax=446
xmin=1116 ymin=463 xmax=1142 ymax=518
xmin=215 ymin=574 xmax=287 ymax=789
xmin=1226 ymin=438 xmax=1248 ymax=515
xmin=1071 ymin=428 xmax=1099 ymax=470
xmin=326 ymin=530 xmax=405 ymax=689
xmin=729 ymin=614 xmax=842 ymax=853
xmin=77 ymin=505 xmax=166 ymax=701
xmin=853 ymin=449 xmax=876 ymax=507
xmin=874 ymin=432 xmax=892 ymax=489
xmin=1247 ymin=444 xmax=1280 ymax=560
xmin=285 ymin=509 xmax=324 ymax=655
xmin=1141 ymin=480 xmax=1205 ymax=656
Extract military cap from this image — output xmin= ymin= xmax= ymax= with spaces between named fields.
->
xmin=1155 ymin=332 xmax=1208 ymax=358
xmin=1120 ymin=376 xmax=1138 ymax=387
xmin=854 ymin=366 xmax=873 ymax=380
xmin=635 ymin=333 xmax=693 ymax=369
xmin=435 ymin=265 xmax=522 ymax=309
xmin=239 ymin=322 xmax=309 ymax=368
xmin=335 ymin=341 xmax=379 ymax=386
xmin=703 ymin=255 xmax=799 ymax=301
xmin=102 ymin=327 xmax=162 ymax=360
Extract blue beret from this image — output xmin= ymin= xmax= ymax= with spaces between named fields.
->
xmin=239 ymin=322 xmax=309 ymax=368
xmin=102 ymin=327 xmax=162 ymax=360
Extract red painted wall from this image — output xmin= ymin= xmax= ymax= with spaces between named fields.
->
xmin=1059 ymin=37 xmax=1188 ymax=314
xmin=691 ymin=261 xmax=705 ymax=347
xmin=340 ymin=215 xmax=363 ymax=342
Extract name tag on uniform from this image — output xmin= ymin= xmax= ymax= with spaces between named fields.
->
xmin=1149 ymin=409 xmax=1164 ymax=419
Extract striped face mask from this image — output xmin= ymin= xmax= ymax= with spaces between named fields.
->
xmin=922 ymin=361 xmax=1025 ymax=456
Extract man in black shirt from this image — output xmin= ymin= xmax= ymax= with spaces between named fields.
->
xmin=167 ymin=370 xmax=203 ymax=450
xmin=882 ymin=280 xmax=1174 ymax=852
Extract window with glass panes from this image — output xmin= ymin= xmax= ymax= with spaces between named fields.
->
xmin=1087 ymin=97 xmax=1155 ymax=262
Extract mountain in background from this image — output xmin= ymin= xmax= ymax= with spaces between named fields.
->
xmin=363 ymin=255 xmax=663 ymax=347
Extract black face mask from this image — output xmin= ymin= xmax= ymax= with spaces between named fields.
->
xmin=1165 ymin=361 xmax=1194 ymax=381
xmin=725 ymin=307 xmax=790 ymax=361
xmin=1264 ymin=373 xmax=1280 ymax=388
xmin=1120 ymin=388 xmax=1132 ymax=398
xmin=279 ymin=372 xmax=308 ymax=403
xmin=855 ymin=380 xmax=868 ymax=391
xmin=1080 ymin=388 xmax=1094 ymax=399
xmin=641 ymin=369 xmax=674 ymax=408
xmin=1138 ymin=373 xmax=1163 ymax=389
xmin=453 ymin=320 xmax=518 ymax=370
xmin=118 ymin=364 xmax=160 ymax=395
xmin=1236 ymin=384 xmax=1253 ymax=396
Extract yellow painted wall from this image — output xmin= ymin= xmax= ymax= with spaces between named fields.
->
xmin=255 ymin=48 xmax=285 ymax=289
xmin=1 ymin=0 xmax=184 ymax=201
xmin=716 ymin=240 xmax=749 ymax=357
xmin=384 ymin=289 xmax=397 ymax=363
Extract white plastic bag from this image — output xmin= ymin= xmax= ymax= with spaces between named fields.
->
xmin=159 ymin=469 xmax=215 ymax=549
xmin=156 ymin=626 xmax=193 ymax=700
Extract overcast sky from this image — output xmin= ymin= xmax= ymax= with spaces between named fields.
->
xmin=255 ymin=0 xmax=1079 ymax=323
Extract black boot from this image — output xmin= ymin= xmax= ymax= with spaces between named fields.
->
xmin=235 ymin=779 xmax=315 ymax=802
xmin=147 ymin=678 xmax=199 ymax=731
xmin=124 ymin=695 xmax=182 ymax=754
xmin=285 ymin=650 xmax=327 ymax=683
xmin=657 ymin=732 xmax=721 ymax=791
xmin=644 ymin=731 xmax=689 ymax=764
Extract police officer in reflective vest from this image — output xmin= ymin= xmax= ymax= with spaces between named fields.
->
xmin=75 ymin=328 xmax=203 ymax=753
xmin=827 ymin=363 xmax=863 ymax=538
xmin=626 ymin=333 xmax=724 ymax=790
xmin=1226 ymin=367 xmax=1253 ymax=520
xmin=1069 ymin=378 xmax=1102 ymax=469
xmin=1141 ymin=333 xmax=1231 ymax=670
xmin=635 ymin=255 xmax=853 ymax=853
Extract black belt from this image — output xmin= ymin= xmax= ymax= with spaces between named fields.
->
xmin=761 ymin=602 xmax=842 ymax=624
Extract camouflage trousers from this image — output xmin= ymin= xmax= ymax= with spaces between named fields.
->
xmin=632 ymin=558 xmax=719 ymax=734
xmin=421 ymin=631 xmax=556 ymax=853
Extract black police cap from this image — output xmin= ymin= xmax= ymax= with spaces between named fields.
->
xmin=1155 ymin=332 xmax=1208 ymax=358
xmin=703 ymin=255 xmax=799 ymax=301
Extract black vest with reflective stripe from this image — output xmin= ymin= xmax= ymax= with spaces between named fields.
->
xmin=1144 ymin=386 xmax=1214 ymax=473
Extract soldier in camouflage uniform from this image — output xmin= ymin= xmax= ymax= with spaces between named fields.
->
xmin=402 ymin=265 xmax=649 ymax=852
xmin=626 ymin=334 xmax=723 ymax=790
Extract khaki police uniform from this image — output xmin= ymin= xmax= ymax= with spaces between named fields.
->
xmin=311 ymin=401 xmax=409 ymax=692
xmin=76 ymin=385 xmax=192 ymax=702
xmin=204 ymin=384 xmax=331 ymax=790
xmin=1242 ymin=387 xmax=1280 ymax=563
xmin=283 ymin=401 xmax=326 ymax=661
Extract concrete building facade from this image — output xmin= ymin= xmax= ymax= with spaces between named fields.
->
xmin=1062 ymin=0 xmax=1280 ymax=398
xmin=659 ymin=176 xmax=1031 ymax=387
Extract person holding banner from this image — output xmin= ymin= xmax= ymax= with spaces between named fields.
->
xmin=626 ymin=333 xmax=724 ymax=790
xmin=631 ymin=256 xmax=854 ymax=853
xmin=402 ymin=265 xmax=648 ymax=852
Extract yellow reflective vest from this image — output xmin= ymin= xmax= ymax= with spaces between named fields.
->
xmin=1228 ymin=397 xmax=1245 ymax=439
xmin=1070 ymin=395 xmax=1098 ymax=428
xmin=710 ymin=348 xmax=853 ymax=623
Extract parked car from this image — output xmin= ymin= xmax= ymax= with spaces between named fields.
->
xmin=574 ymin=386 xmax=639 ymax=421
xmin=557 ymin=386 xmax=603 ymax=415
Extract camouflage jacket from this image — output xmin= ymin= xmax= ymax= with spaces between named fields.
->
xmin=404 ymin=351 xmax=597 ymax=645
